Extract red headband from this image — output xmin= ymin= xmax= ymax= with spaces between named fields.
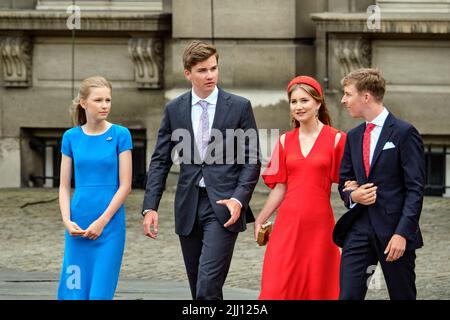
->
xmin=287 ymin=76 xmax=323 ymax=98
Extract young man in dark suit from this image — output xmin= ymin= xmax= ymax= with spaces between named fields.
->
xmin=141 ymin=40 xmax=261 ymax=300
xmin=334 ymin=68 xmax=425 ymax=300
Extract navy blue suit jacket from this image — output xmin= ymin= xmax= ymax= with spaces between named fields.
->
xmin=334 ymin=112 xmax=425 ymax=250
xmin=142 ymin=89 xmax=261 ymax=236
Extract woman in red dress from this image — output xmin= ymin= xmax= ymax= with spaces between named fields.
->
xmin=255 ymin=76 xmax=350 ymax=300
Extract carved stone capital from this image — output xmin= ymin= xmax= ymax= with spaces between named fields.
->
xmin=0 ymin=36 xmax=33 ymax=87
xmin=128 ymin=38 xmax=164 ymax=89
xmin=334 ymin=38 xmax=371 ymax=77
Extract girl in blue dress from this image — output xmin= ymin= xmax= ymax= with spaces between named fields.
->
xmin=57 ymin=76 xmax=133 ymax=300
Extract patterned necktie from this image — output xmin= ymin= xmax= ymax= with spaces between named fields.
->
xmin=363 ymin=123 xmax=376 ymax=177
xmin=197 ymin=100 xmax=209 ymax=161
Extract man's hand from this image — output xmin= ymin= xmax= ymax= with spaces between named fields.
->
xmin=143 ymin=210 xmax=159 ymax=239
xmin=385 ymin=234 xmax=407 ymax=262
xmin=216 ymin=199 xmax=242 ymax=228
xmin=350 ymin=183 xmax=377 ymax=205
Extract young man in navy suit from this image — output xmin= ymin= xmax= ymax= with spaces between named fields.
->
xmin=141 ymin=41 xmax=261 ymax=300
xmin=334 ymin=68 xmax=425 ymax=300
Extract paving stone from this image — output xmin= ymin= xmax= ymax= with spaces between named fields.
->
xmin=0 ymin=186 xmax=448 ymax=300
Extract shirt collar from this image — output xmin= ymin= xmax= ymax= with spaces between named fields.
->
xmin=191 ymin=86 xmax=219 ymax=106
xmin=367 ymin=107 xmax=389 ymax=128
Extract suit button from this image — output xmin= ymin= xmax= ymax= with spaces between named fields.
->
xmin=201 ymin=164 xmax=205 ymax=168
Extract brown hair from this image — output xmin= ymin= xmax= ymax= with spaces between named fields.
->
xmin=341 ymin=68 xmax=386 ymax=102
xmin=288 ymin=84 xmax=331 ymax=128
xmin=182 ymin=40 xmax=219 ymax=71
xmin=70 ymin=76 xmax=112 ymax=126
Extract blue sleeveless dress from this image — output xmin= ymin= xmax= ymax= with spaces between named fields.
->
xmin=57 ymin=124 xmax=132 ymax=300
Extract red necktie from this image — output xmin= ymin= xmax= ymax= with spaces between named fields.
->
xmin=363 ymin=123 xmax=376 ymax=177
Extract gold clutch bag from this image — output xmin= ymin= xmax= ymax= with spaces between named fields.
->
xmin=257 ymin=221 xmax=273 ymax=246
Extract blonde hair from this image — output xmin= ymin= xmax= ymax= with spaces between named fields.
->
xmin=341 ymin=68 xmax=386 ymax=102
xmin=70 ymin=76 xmax=112 ymax=126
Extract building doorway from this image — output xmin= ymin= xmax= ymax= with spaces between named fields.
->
xmin=22 ymin=127 xmax=147 ymax=189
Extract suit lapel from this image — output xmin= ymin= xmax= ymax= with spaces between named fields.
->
xmin=203 ymin=89 xmax=231 ymax=163
xmin=354 ymin=124 xmax=367 ymax=181
xmin=179 ymin=92 xmax=200 ymax=162
xmin=211 ymin=89 xmax=231 ymax=132
xmin=182 ymin=88 xmax=231 ymax=163
xmin=369 ymin=113 xmax=395 ymax=176
xmin=179 ymin=91 xmax=193 ymax=132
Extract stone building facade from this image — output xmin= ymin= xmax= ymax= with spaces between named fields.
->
xmin=0 ymin=0 xmax=449 ymax=196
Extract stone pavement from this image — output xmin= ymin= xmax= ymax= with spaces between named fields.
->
xmin=0 ymin=184 xmax=449 ymax=300
xmin=0 ymin=269 xmax=258 ymax=300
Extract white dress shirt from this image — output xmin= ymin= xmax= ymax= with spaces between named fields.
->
xmin=367 ymin=107 xmax=389 ymax=164
xmin=191 ymin=86 xmax=218 ymax=187
xmin=349 ymin=107 xmax=389 ymax=208
xmin=143 ymin=86 xmax=241 ymax=216
xmin=191 ymin=86 xmax=242 ymax=208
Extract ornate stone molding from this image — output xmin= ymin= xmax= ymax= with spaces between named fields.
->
xmin=0 ymin=11 xmax=171 ymax=32
xmin=377 ymin=0 xmax=450 ymax=13
xmin=311 ymin=12 xmax=450 ymax=34
xmin=334 ymin=38 xmax=372 ymax=77
xmin=36 ymin=0 xmax=163 ymax=11
xmin=0 ymin=37 xmax=33 ymax=87
xmin=128 ymin=38 xmax=163 ymax=89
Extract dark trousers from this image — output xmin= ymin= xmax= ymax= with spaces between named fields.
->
xmin=179 ymin=188 xmax=239 ymax=300
xmin=339 ymin=210 xmax=417 ymax=300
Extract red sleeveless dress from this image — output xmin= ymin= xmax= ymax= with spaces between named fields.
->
xmin=259 ymin=125 xmax=345 ymax=300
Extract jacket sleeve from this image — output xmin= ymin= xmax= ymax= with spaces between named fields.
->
xmin=142 ymin=105 xmax=174 ymax=213
xmin=231 ymin=100 xmax=261 ymax=210
xmin=394 ymin=126 xmax=425 ymax=241
xmin=338 ymin=132 xmax=357 ymax=209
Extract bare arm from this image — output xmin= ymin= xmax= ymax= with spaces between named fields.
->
xmin=254 ymin=183 xmax=286 ymax=240
xmin=59 ymin=154 xmax=84 ymax=236
xmin=101 ymin=150 xmax=132 ymax=222
xmin=84 ymin=150 xmax=132 ymax=240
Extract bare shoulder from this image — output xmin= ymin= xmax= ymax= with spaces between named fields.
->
xmin=280 ymin=133 xmax=286 ymax=148
xmin=334 ymin=132 xmax=342 ymax=148
xmin=328 ymin=126 xmax=347 ymax=148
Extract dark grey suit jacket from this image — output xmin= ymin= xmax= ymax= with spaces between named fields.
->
xmin=142 ymin=89 xmax=261 ymax=236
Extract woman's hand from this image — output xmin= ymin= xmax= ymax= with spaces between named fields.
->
xmin=83 ymin=217 xmax=108 ymax=240
xmin=254 ymin=219 xmax=264 ymax=242
xmin=64 ymin=220 xmax=85 ymax=237
xmin=343 ymin=180 xmax=360 ymax=192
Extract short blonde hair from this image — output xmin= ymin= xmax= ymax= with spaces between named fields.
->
xmin=70 ymin=76 xmax=112 ymax=126
xmin=182 ymin=40 xmax=219 ymax=71
xmin=341 ymin=68 xmax=386 ymax=102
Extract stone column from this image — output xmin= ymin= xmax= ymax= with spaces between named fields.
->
xmin=445 ymin=154 xmax=450 ymax=197
xmin=0 ymin=139 xmax=21 ymax=188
